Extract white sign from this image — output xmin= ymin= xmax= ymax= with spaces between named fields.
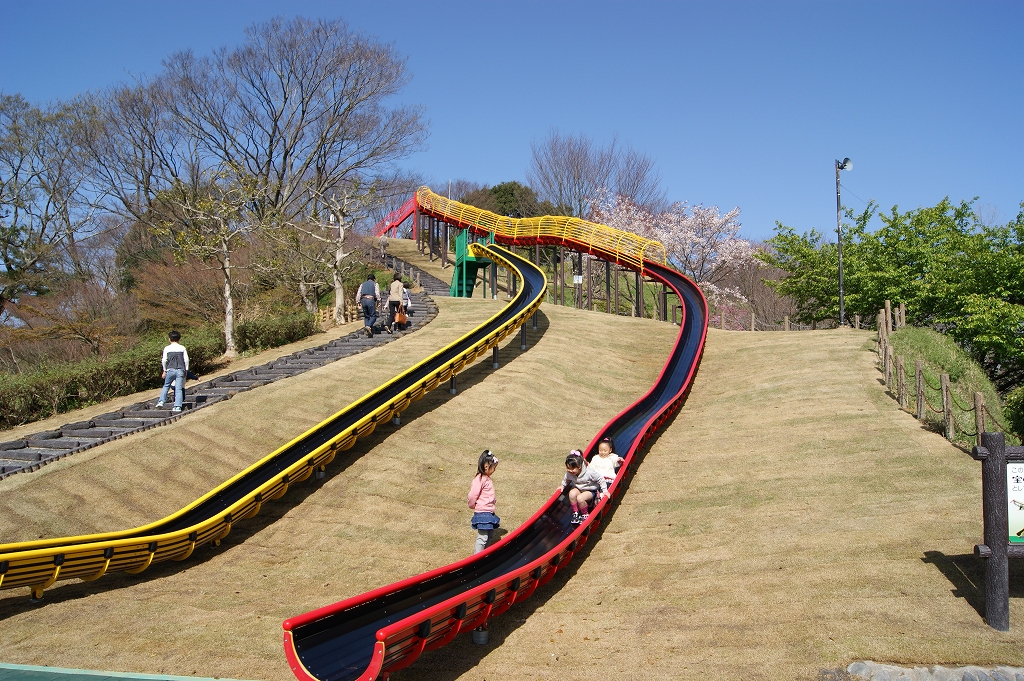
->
xmin=573 ymin=275 xmax=583 ymax=284
xmin=1009 ymin=463 xmax=1024 ymax=543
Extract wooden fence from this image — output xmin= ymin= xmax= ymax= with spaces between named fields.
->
xmin=875 ymin=299 xmax=1013 ymax=446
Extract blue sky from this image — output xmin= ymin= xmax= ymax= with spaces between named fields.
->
xmin=2 ymin=1 xmax=1021 ymax=241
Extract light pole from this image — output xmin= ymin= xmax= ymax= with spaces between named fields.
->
xmin=835 ymin=157 xmax=852 ymax=326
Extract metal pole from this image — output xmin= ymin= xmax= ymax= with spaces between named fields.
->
xmin=614 ymin=267 xmax=619 ymax=315
xmin=520 ymin=324 xmax=527 ymax=351
xmin=576 ymin=251 xmax=583 ymax=309
xmin=442 ymin=221 xmax=449 ymax=268
xmin=630 ymin=270 xmax=638 ymax=317
xmin=836 ymin=160 xmax=846 ymax=326
xmin=449 ymin=374 xmax=457 ymax=395
xmin=605 ymin=260 xmax=611 ymax=313
xmin=492 ymin=345 xmax=499 ymax=369
xmin=586 ymin=255 xmax=592 ymax=311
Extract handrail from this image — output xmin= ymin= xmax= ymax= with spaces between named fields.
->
xmin=414 ymin=187 xmax=667 ymax=273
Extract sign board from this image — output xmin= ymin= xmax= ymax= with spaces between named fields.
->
xmin=573 ymin=275 xmax=583 ymax=284
xmin=1010 ymin=462 xmax=1024 ymax=543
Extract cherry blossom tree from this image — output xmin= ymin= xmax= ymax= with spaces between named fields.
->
xmin=590 ymin=190 xmax=760 ymax=316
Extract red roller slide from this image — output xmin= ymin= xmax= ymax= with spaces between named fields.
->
xmin=283 ymin=231 xmax=708 ymax=680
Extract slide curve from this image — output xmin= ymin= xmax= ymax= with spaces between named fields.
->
xmin=0 ymin=242 xmax=545 ymax=598
xmin=282 ymin=191 xmax=708 ymax=681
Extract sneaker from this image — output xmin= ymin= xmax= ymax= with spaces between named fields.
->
xmin=155 ymin=402 xmax=164 ymax=408
xmin=172 ymin=407 xmax=181 ymax=413
xmin=579 ymin=512 xmax=590 ymax=522
xmin=570 ymin=511 xmax=581 ymax=525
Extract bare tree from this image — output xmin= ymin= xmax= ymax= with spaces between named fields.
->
xmin=82 ymin=16 xmax=428 ymax=347
xmin=0 ymin=95 xmax=102 ymax=314
xmin=155 ymin=169 xmax=266 ymax=356
xmin=615 ymin=147 xmax=666 ymax=212
xmin=527 ymin=131 xmax=662 ymax=218
xmin=527 ymin=131 xmax=616 ymax=218
xmin=159 ymin=16 xmax=426 ymax=222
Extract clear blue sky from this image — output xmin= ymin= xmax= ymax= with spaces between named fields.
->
xmin=2 ymin=0 xmax=1021 ymax=241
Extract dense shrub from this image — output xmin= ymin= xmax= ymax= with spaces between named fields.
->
xmin=235 ymin=312 xmax=316 ymax=353
xmin=0 ymin=328 xmax=225 ymax=430
xmin=1004 ymin=387 xmax=1024 ymax=440
xmin=889 ymin=326 xmax=1009 ymax=441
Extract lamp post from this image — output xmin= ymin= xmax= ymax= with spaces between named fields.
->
xmin=835 ymin=157 xmax=852 ymax=326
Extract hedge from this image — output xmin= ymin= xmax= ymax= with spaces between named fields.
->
xmin=236 ymin=312 xmax=316 ymax=353
xmin=0 ymin=313 xmax=318 ymax=430
xmin=0 ymin=328 xmax=225 ymax=430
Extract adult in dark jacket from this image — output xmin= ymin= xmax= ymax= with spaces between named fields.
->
xmin=355 ymin=273 xmax=381 ymax=337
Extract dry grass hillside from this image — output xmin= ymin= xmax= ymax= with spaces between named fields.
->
xmin=1 ymin=300 xmax=1022 ymax=681
xmin=0 ymin=299 xmax=675 ymax=678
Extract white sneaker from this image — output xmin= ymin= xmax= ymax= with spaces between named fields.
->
xmin=155 ymin=402 xmax=165 ymax=407
xmin=172 ymin=407 xmax=181 ymax=412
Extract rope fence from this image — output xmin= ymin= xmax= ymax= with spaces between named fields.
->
xmin=875 ymin=299 xmax=1019 ymax=447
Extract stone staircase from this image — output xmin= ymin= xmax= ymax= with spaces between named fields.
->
xmin=0 ymin=282 xmax=440 ymax=480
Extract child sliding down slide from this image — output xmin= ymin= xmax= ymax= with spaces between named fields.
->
xmin=587 ymin=437 xmax=623 ymax=485
xmin=558 ymin=450 xmax=608 ymax=524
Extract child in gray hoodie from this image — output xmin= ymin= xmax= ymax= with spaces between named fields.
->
xmin=557 ymin=450 xmax=608 ymax=524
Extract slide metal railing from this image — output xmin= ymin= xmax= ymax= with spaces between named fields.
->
xmin=0 ymin=243 xmax=544 ymax=599
xmin=414 ymin=187 xmax=666 ymax=273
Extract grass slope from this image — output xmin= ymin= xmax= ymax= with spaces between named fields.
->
xmin=888 ymin=326 xmax=1009 ymax=443
xmin=0 ymin=300 xmax=675 ymax=679
xmin=2 ymin=313 xmax=1021 ymax=681
xmin=411 ymin=328 xmax=1024 ymax=681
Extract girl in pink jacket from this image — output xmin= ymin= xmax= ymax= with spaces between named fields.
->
xmin=468 ymin=450 xmax=500 ymax=554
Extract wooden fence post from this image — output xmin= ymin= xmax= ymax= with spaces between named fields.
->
xmin=884 ymin=300 xmax=893 ymax=334
xmin=899 ymin=302 xmax=906 ymax=328
xmin=885 ymin=345 xmax=894 ymax=388
xmin=975 ymin=392 xmax=986 ymax=445
xmin=854 ymin=314 xmax=861 ymax=329
xmin=916 ymin=360 xmax=925 ymax=420
xmin=750 ymin=311 xmax=756 ymax=332
xmin=897 ymin=356 xmax=907 ymax=408
xmin=976 ymin=431 xmax=1010 ymax=631
xmin=941 ymin=373 xmax=953 ymax=440
xmin=784 ymin=315 xmax=790 ymax=331
xmin=720 ymin=309 xmax=725 ymax=330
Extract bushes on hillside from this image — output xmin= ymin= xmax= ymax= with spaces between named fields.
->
xmin=0 ymin=329 xmax=225 ymax=430
xmin=0 ymin=312 xmax=317 ymax=430
xmin=888 ymin=326 xmax=1010 ymax=441
xmin=1003 ymin=387 xmax=1024 ymax=440
xmin=236 ymin=312 xmax=316 ymax=353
